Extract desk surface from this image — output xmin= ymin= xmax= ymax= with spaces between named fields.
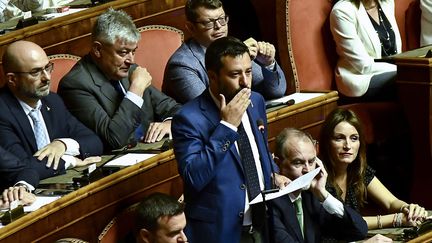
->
xmin=0 ymin=91 xmax=339 ymax=242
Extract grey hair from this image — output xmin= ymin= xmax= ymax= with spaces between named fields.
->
xmin=92 ymin=8 xmax=140 ymax=44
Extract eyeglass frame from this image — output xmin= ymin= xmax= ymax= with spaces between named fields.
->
xmin=11 ymin=62 xmax=55 ymax=78
xmin=192 ymin=15 xmax=229 ymax=29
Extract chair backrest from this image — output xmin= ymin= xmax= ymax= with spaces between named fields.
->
xmin=135 ymin=25 xmax=184 ymax=91
xmin=276 ymin=0 xmax=420 ymax=93
xmin=48 ymin=54 xmax=81 ymax=93
xmin=98 ymin=203 xmax=139 ymax=243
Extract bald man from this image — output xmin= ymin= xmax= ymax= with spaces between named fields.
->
xmin=0 ymin=40 xmax=103 ymax=191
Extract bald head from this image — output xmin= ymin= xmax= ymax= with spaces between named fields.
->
xmin=2 ymin=41 xmax=51 ymax=107
xmin=3 ymin=41 xmax=48 ymax=74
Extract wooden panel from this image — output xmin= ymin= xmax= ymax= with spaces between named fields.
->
xmin=394 ymin=56 xmax=432 ymax=208
xmin=0 ymin=0 xmax=187 ymax=66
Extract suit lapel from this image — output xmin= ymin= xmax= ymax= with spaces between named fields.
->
xmin=40 ymin=97 xmax=53 ymax=141
xmin=199 ymin=91 xmax=242 ymax=167
xmin=2 ymin=90 xmax=39 ymax=151
xmin=83 ymin=55 xmax=121 ymax=104
xmin=187 ymin=39 xmax=209 ymax=84
xmin=358 ymin=4 xmax=381 ymax=56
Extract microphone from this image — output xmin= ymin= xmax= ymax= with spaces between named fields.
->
xmin=256 ymin=119 xmax=278 ymax=192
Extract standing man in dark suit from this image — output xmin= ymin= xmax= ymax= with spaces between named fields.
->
xmin=58 ymin=8 xmax=181 ymax=151
xmin=271 ymin=128 xmax=368 ymax=242
xmin=0 ymin=40 xmax=103 ymax=191
xmin=172 ymin=36 xmax=289 ymax=243
xmin=163 ymin=0 xmax=286 ymax=104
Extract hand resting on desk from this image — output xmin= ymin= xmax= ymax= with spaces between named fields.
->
xmin=0 ymin=187 xmax=36 ymax=209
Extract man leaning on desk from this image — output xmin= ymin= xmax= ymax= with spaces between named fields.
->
xmin=58 ymin=8 xmax=181 ymax=151
xmin=0 ymin=40 xmax=103 ymax=192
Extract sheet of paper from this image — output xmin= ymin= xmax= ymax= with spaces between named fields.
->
xmin=265 ymin=92 xmax=325 ymax=106
xmin=249 ymin=167 xmax=321 ymax=205
xmin=24 ymin=196 xmax=60 ymax=212
xmin=103 ymin=153 xmax=157 ymax=167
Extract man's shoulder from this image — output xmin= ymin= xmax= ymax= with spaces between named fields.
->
xmin=168 ymin=39 xmax=201 ymax=64
xmin=61 ymin=56 xmax=92 ymax=83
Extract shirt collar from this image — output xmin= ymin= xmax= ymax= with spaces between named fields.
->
xmin=18 ymin=99 xmax=42 ymax=115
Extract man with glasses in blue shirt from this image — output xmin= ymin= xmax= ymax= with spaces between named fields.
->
xmin=163 ymin=0 xmax=287 ymax=104
xmin=0 ymin=40 xmax=103 ymax=191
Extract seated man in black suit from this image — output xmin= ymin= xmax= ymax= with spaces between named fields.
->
xmin=135 ymin=193 xmax=188 ymax=243
xmin=271 ymin=128 xmax=368 ymax=242
xmin=0 ymin=40 xmax=103 ymax=191
xmin=58 ymin=8 xmax=181 ymax=151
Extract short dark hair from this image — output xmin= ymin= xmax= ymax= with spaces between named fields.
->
xmin=185 ymin=0 xmax=223 ymax=22
xmin=135 ymin=193 xmax=184 ymax=232
xmin=205 ymin=36 xmax=250 ymax=73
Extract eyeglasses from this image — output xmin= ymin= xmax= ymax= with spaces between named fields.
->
xmin=193 ymin=15 xmax=229 ymax=29
xmin=12 ymin=62 xmax=54 ymax=78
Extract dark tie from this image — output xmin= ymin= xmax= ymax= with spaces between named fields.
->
xmin=237 ymin=123 xmax=261 ymax=199
xmin=29 ymin=109 xmax=49 ymax=149
xmin=294 ymin=197 xmax=304 ymax=237
xmin=111 ymin=80 xmax=143 ymax=141
xmin=237 ymin=123 xmax=265 ymax=228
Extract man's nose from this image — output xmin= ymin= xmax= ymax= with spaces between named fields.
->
xmin=124 ymin=51 xmax=135 ymax=64
xmin=179 ymin=230 xmax=188 ymax=242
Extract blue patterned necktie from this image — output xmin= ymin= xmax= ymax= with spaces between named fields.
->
xmin=29 ymin=109 xmax=49 ymax=149
xmin=237 ymin=123 xmax=265 ymax=227
xmin=237 ymin=123 xmax=261 ymax=200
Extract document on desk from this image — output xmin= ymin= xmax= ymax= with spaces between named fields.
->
xmin=103 ymin=153 xmax=157 ymax=167
xmin=24 ymin=196 xmax=60 ymax=212
xmin=265 ymin=92 xmax=326 ymax=108
xmin=249 ymin=167 xmax=321 ymax=205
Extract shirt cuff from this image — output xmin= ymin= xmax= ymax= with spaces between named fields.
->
xmin=55 ymin=138 xmax=79 ymax=156
xmin=14 ymin=181 xmax=35 ymax=192
xmin=220 ymin=120 xmax=237 ymax=132
xmin=62 ymin=155 xmax=76 ymax=169
xmin=126 ymin=91 xmax=144 ymax=108
xmin=322 ymin=193 xmax=344 ymax=218
xmin=264 ymin=60 xmax=276 ymax=71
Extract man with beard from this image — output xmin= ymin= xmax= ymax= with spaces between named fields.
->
xmin=171 ymin=36 xmax=289 ymax=243
xmin=0 ymin=40 xmax=103 ymax=191
xmin=163 ymin=0 xmax=286 ymax=104
xmin=58 ymin=8 xmax=181 ymax=151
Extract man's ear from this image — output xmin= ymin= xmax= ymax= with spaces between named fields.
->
xmin=139 ymin=228 xmax=152 ymax=243
xmin=92 ymin=41 xmax=103 ymax=58
xmin=5 ymin=73 xmax=17 ymax=88
xmin=185 ymin=21 xmax=195 ymax=34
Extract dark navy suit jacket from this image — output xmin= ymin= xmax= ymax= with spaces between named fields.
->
xmin=271 ymin=191 xmax=368 ymax=243
xmin=0 ymin=88 xmax=103 ymax=190
xmin=172 ymin=90 xmax=276 ymax=243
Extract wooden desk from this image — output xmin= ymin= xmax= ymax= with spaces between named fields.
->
xmin=0 ymin=0 xmax=188 ymax=67
xmin=394 ymin=55 xmax=432 ymax=209
xmin=0 ymin=92 xmax=338 ymax=242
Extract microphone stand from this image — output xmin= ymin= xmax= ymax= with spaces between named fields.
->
xmin=256 ymin=119 xmax=279 ymax=243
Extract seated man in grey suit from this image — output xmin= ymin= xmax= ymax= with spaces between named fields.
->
xmin=58 ymin=8 xmax=182 ymax=151
xmin=163 ymin=0 xmax=286 ymax=104
xmin=271 ymin=128 xmax=368 ymax=242
xmin=0 ymin=41 xmax=103 ymax=191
